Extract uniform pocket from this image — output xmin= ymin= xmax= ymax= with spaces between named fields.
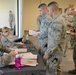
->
xmin=48 ymin=58 xmax=58 ymax=72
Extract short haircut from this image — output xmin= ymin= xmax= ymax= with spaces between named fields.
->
xmin=64 ymin=7 xmax=69 ymax=13
xmin=48 ymin=1 xmax=59 ymax=10
xmin=2 ymin=27 xmax=10 ymax=32
xmin=38 ymin=3 xmax=47 ymax=8
xmin=65 ymin=7 xmax=73 ymax=13
xmin=0 ymin=28 xmax=2 ymax=32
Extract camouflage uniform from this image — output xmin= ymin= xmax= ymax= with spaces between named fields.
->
xmin=70 ymin=16 xmax=76 ymax=69
xmin=61 ymin=14 xmax=73 ymax=55
xmin=67 ymin=15 xmax=75 ymax=48
xmin=9 ymin=12 xmax=15 ymax=30
xmin=1 ymin=34 xmax=21 ymax=48
xmin=66 ymin=15 xmax=73 ymax=31
xmin=45 ymin=15 xmax=66 ymax=75
xmin=37 ymin=14 xmax=52 ymax=54
xmin=69 ymin=16 xmax=76 ymax=48
xmin=0 ymin=44 xmax=11 ymax=53
xmin=37 ymin=15 xmax=43 ymax=30
xmin=0 ymin=43 xmax=12 ymax=68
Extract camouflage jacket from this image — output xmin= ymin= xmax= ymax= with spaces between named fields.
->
xmin=1 ymin=34 xmax=20 ymax=47
xmin=61 ymin=13 xmax=74 ymax=31
xmin=37 ymin=15 xmax=44 ymax=30
xmin=38 ymin=14 xmax=52 ymax=49
xmin=45 ymin=15 xmax=66 ymax=57
xmin=0 ymin=44 xmax=11 ymax=54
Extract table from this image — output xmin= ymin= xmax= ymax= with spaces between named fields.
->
xmin=0 ymin=40 xmax=46 ymax=75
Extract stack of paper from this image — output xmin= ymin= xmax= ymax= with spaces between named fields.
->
xmin=21 ymin=52 xmax=38 ymax=66
xmin=20 ymin=52 xmax=37 ymax=59
xmin=15 ymin=48 xmax=27 ymax=53
xmin=9 ymin=52 xmax=38 ymax=66
xmin=21 ymin=59 xmax=38 ymax=66
xmin=9 ymin=46 xmax=18 ymax=50
xmin=29 ymin=30 xmax=40 ymax=36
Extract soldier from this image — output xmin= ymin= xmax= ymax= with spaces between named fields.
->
xmin=9 ymin=10 xmax=15 ymax=30
xmin=36 ymin=3 xmax=52 ymax=59
xmin=61 ymin=7 xmax=73 ymax=56
xmin=0 ymin=34 xmax=24 ymax=48
xmin=43 ymin=1 xmax=66 ymax=75
xmin=37 ymin=3 xmax=48 ymax=30
xmin=68 ymin=9 xmax=76 ymax=74
xmin=2 ymin=26 xmax=24 ymax=43
xmin=0 ymin=33 xmax=17 ymax=67
xmin=0 ymin=27 xmax=24 ymax=48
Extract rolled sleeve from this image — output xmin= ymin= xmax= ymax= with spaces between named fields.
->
xmin=0 ymin=44 xmax=11 ymax=53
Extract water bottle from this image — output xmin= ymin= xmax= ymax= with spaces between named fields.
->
xmin=15 ymin=54 xmax=21 ymax=70
xmin=26 ymin=34 xmax=29 ymax=40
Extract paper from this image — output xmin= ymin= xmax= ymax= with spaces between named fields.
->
xmin=66 ymin=31 xmax=70 ymax=34
xmin=15 ymin=48 xmax=27 ymax=53
xmin=29 ymin=30 xmax=40 ymax=36
xmin=9 ymin=46 xmax=18 ymax=50
xmin=9 ymin=52 xmax=38 ymax=66
xmin=21 ymin=59 xmax=38 ymax=66
xmin=20 ymin=52 xmax=37 ymax=59
xmin=9 ymin=59 xmax=38 ymax=66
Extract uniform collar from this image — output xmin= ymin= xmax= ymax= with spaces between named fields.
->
xmin=52 ymin=14 xmax=60 ymax=22
xmin=42 ymin=14 xmax=49 ymax=19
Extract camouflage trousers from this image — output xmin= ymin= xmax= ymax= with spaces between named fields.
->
xmin=64 ymin=34 xmax=71 ymax=55
xmin=46 ymin=53 xmax=62 ymax=75
xmin=38 ymin=47 xmax=47 ymax=65
xmin=0 ymin=53 xmax=12 ymax=68
xmin=70 ymin=36 xmax=74 ymax=48
xmin=73 ymin=42 xmax=76 ymax=69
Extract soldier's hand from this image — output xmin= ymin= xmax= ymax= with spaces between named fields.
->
xmin=9 ymin=51 xmax=17 ymax=56
xmin=66 ymin=21 xmax=71 ymax=25
xmin=17 ymin=42 xmax=25 ymax=46
xmin=36 ymin=30 xmax=40 ymax=32
xmin=43 ymin=54 xmax=48 ymax=60
xmin=70 ymin=32 xmax=75 ymax=36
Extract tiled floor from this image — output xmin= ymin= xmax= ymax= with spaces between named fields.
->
xmin=62 ymin=49 xmax=74 ymax=75
xmin=30 ymin=36 xmax=74 ymax=75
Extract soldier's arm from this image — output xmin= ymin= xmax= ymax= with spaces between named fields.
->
xmin=45 ymin=21 xmax=63 ymax=58
xmin=2 ymin=35 xmax=23 ymax=47
xmin=0 ymin=44 xmax=11 ymax=53
xmin=36 ymin=16 xmax=41 ymax=30
xmin=38 ymin=18 xmax=51 ymax=39
xmin=66 ymin=16 xmax=76 ymax=28
xmin=0 ymin=44 xmax=17 ymax=56
xmin=1 ymin=34 xmax=14 ymax=47
xmin=70 ymin=22 xmax=76 ymax=28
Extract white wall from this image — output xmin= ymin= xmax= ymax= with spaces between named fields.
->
xmin=23 ymin=0 xmax=76 ymax=33
xmin=0 ymin=0 xmax=15 ymax=28
xmin=42 ymin=0 xmax=76 ymax=13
